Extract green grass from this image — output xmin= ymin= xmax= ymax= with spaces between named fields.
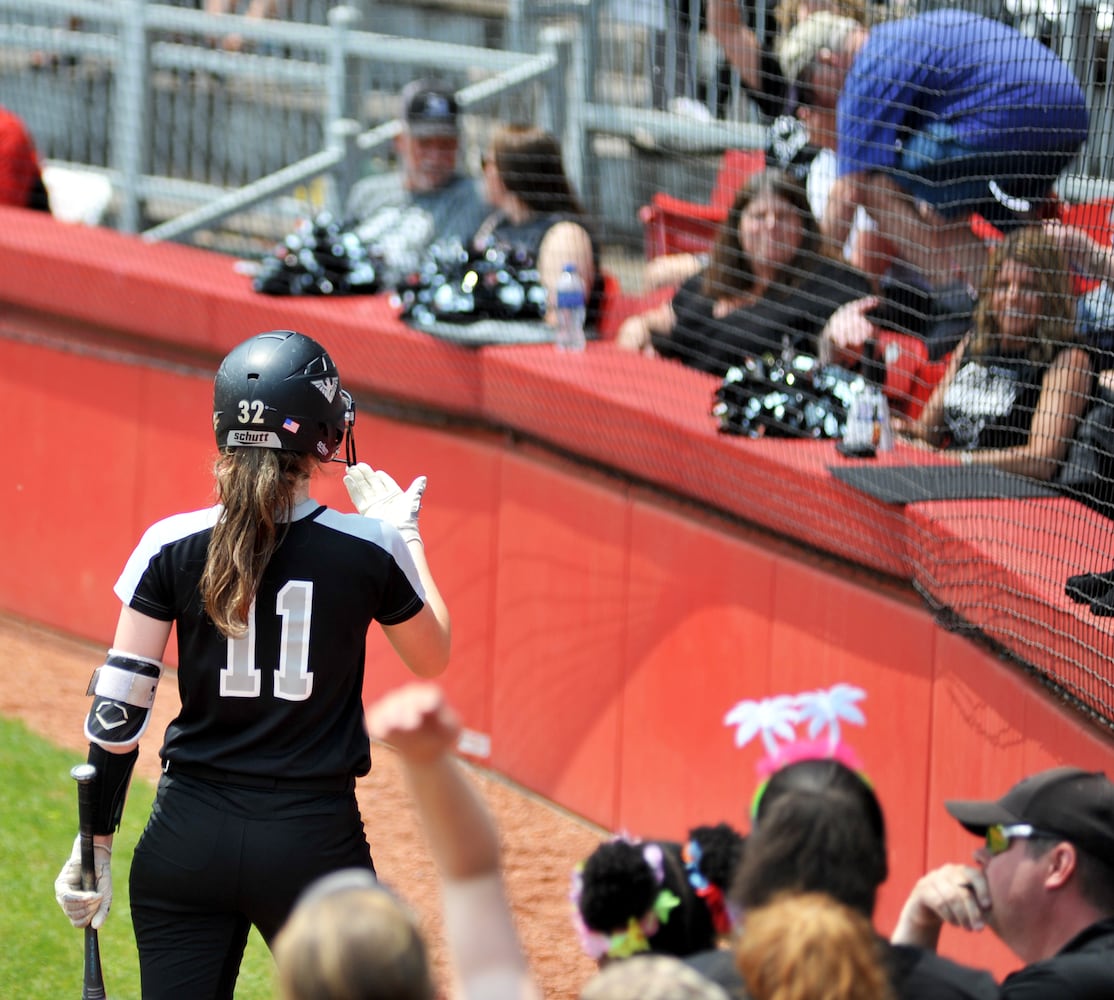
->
xmin=0 ymin=717 xmax=276 ymax=999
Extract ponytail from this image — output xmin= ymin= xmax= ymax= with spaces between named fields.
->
xmin=201 ymin=449 xmax=313 ymax=638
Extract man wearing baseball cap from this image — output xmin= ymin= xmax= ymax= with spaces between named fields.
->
xmin=778 ymin=8 xmax=1088 ymax=295
xmin=345 ymin=78 xmax=488 ymax=286
xmin=892 ymin=767 xmax=1114 ymax=996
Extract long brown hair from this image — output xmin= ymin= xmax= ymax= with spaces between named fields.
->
xmin=200 ymin=448 xmax=315 ymax=638
xmin=702 ymin=169 xmax=823 ymax=300
xmin=968 ymin=225 xmax=1080 ymax=364
xmin=489 ymin=124 xmax=586 ymax=217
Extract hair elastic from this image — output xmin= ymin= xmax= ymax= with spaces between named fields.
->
xmin=570 ymin=839 xmax=681 ymax=961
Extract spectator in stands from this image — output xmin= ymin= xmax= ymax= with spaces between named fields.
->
xmin=275 ymin=682 xmax=539 ymax=1000
xmin=616 ymin=168 xmax=870 ymax=374
xmin=274 ymin=868 xmax=434 ymax=1000
xmin=778 ymin=9 xmax=1089 ymax=294
xmin=706 ymin=0 xmax=789 ymax=120
xmin=605 ymin=1 xmax=697 ymax=114
xmin=891 ymin=227 xmax=1094 ymax=482
xmin=345 ymin=79 xmax=489 ymax=287
xmin=734 ymin=891 xmax=895 ymax=1000
xmin=891 ymin=766 xmax=1114 ymax=996
xmin=572 ymin=823 xmax=744 ymax=966
xmin=775 ymin=12 xmax=894 ymax=282
xmin=0 ymin=105 xmax=51 ymax=213
xmin=581 ymin=954 xmax=731 ymax=1000
xmin=471 ymin=123 xmax=603 ymax=332
xmin=642 ymin=4 xmax=877 ymax=295
xmin=703 ymin=757 xmax=998 ymax=999
xmin=202 ymin=0 xmax=279 ymax=52
xmin=707 ymin=0 xmax=878 ymax=122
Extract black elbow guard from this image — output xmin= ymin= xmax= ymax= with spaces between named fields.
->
xmin=86 ymin=742 xmax=139 ymax=836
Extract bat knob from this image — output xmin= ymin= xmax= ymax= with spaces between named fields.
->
xmin=71 ymin=763 xmax=97 ymax=783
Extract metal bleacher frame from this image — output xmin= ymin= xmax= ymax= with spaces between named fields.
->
xmin=0 ymin=0 xmax=769 ymax=250
xmin=2 ymin=1 xmax=1111 ymax=251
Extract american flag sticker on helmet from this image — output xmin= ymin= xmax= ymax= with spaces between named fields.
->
xmin=283 ymin=418 xmax=300 ymax=433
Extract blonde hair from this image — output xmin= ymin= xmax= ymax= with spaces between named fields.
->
xmin=274 ymin=880 xmax=433 ymax=1000
xmin=735 ymin=892 xmax=894 ymax=1000
xmin=775 ymin=0 xmax=870 ymax=36
xmin=200 ymin=448 xmax=315 ymax=638
xmin=580 ymin=954 xmax=731 ymax=1000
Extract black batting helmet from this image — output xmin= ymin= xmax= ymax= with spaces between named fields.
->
xmin=213 ymin=330 xmax=354 ymax=461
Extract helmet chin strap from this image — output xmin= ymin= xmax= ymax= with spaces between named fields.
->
xmin=330 ymin=389 xmax=358 ymax=466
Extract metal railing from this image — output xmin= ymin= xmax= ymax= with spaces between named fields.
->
xmin=0 ymin=0 xmax=1110 ymax=250
xmin=0 ymin=0 xmax=770 ymax=250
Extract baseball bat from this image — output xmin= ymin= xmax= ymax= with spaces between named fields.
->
xmin=71 ymin=763 xmax=107 ymax=1000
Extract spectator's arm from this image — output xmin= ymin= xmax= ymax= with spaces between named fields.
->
xmin=822 ymin=172 xmax=869 ymax=258
xmin=707 ymin=0 xmax=762 ymax=92
xmin=1044 ymin=221 xmax=1114 ymax=285
xmin=367 ymin=684 xmax=495 ymax=879
xmin=817 ymin=295 xmax=880 ymax=367
xmin=538 ymin=221 xmax=596 ymax=327
xmin=615 ymin=299 xmax=677 ymax=354
xmin=645 ymin=252 xmax=704 ymax=291
xmin=367 ymin=683 xmax=539 ymax=1000
xmin=891 ymin=863 xmax=991 ymax=950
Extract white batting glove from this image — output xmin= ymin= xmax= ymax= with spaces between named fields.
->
xmin=54 ymin=835 xmax=112 ymax=929
xmin=343 ymin=463 xmax=426 ymax=546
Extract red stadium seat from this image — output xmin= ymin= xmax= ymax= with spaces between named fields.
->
xmin=639 ymin=148 xmax=766 ymax=259
xmin=1057 ymin=197 xmax=1114 ymax=294
xmin=595 ymin=271 xmax=674 ymax=341
xmin=874 ymin=331 xmax=949 ymax=420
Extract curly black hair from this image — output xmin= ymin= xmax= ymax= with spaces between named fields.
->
xmin=687 ymin=823 xmax=746 ymax=895
xmin=577 ymin=832 xmax=744 ymax=958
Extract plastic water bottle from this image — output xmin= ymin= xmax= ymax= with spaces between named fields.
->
xmin=555 ymin=263 xmax=586 ymax=352
xmin=874 ymin=389 xmax=894 ymax=452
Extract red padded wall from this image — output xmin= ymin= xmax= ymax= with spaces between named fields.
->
xmin=616 ymin=495 xmax=778 ymax=836
xmin=489 ymin=450 xmax=630 ymax=828
xmin=5 ymin=215 xmax=1114 ymax=988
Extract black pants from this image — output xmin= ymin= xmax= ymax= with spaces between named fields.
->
xmin=129 ymin=770 xmax=373 ymax=999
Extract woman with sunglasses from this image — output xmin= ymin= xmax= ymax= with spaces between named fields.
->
xmin=53 ymin=330 xmax=451 ymax=999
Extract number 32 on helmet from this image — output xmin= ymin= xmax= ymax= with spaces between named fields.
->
xmin=212 ymin=329 xmax=357 ymax=464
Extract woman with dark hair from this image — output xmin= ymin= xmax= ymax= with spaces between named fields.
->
xmin=893 ymin=226 xmax=1094 ymax=481
xmin=472 ymin=123 xmax=603 ymax=331
xmin=718 ymin=758 xmax=998 ymax=1000
xmin=750 ymin=755 xmax=885 ymax=845
xmin=616 ymin=168 xmax=870 ymax=374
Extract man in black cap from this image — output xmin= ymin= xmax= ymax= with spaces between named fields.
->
xmin=345 ymin=78 xmax=489 ymax=286
xmin=892 ymin=766 xmax=1114 ymax=997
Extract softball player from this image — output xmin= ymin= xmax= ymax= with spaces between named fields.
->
xmin=53 ymin=329 xmax=451 ymax=998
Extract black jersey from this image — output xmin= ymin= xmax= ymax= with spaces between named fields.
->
xmin=114 ymin=497 xmax=425 ymax=781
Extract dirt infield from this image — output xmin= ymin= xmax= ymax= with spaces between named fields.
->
xmin=1 ymin=611 xmax=603 ymax=998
